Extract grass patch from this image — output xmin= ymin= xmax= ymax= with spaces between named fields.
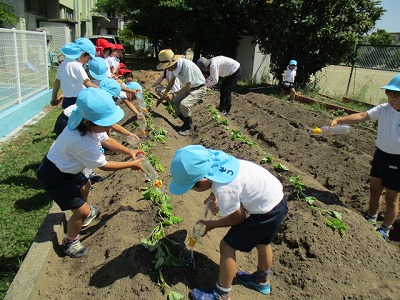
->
xmin=0 ymin=106 xmax=61 ymax=299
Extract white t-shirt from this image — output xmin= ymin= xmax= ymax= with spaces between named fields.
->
xmin=206 ymin=56 xmax=240 ymax=88
xmin=56 ymin=58 xmax=89 ymax=97
xmin=164 ymin=70 xmax=181 ymax=92
xmin=172 ymin=58 xmax=205 ymax=88
xmin=47 ymin=128 xmax=108 ymax=174
xmin=283 ymin=67 xmax=296 ymax=83
xmin=212 ymin=160 xmax=284 ymax=216
xmin=367 ymin=102 xmax=400 ymax=154
xmin=105 ymin=56 xmax=117 ymax=76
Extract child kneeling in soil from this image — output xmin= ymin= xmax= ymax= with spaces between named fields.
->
xmin=37 ymin=88 xmax=145 ymax=258
xmin=330 ymin=73 xmax=400 ymax=240
xmin=169 ymin=145 xmax=288 ymax=299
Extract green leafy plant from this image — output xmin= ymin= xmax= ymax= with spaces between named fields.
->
xmin=273 ymin=163 xmax=289 ymax=171
xmin=260 ymin=154 xmax=274 ymax=164
xmin=287 ymin=176 xmax=305 ymax=192
xmin=230 ymin=129 xmax=257 ymax=147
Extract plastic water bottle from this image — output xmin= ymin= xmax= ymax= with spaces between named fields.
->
xmin=136 ymin=91 xmax=146 ymax=110
xmin=187 ymin=222 xmax=206 ymax=248
xmin=137 ymin=153 xmax=158 ymax=182
xmin=187 ymin=200 xmax=213 ymax=248
xmin=126 ymin=135 xmax=140 ymax=148
xmin=180 ymin=200 xmax=214 ymax=267
xmin=311 ymin=125 xmax=351 ymax=135
xmin=137 ymin=113 xmax=146 ymax=136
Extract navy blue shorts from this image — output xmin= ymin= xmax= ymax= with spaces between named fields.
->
xmin=53 ymin=112 xmax=68 ymax=137
xmin=36 ymin=156 xmax=88 ymax=211
xmin=370 ymin=148 xmax=400 ymax=192
xmin=61 ymin=97 xmax=77 ymax=109
xmin=281 ymin=82 xmax=296 ymax=91
xmin=223 ymin=197 xmax=288 ymax=252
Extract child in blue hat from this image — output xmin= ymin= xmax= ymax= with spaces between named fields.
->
xmin=50 ymin=38 xmax=99 ymax=109
xmin=37 ymin=88 xmax=145 ymax=258
xmin=169 ymin=145 xmax=288 ymax=300
xmin=330 ymin=73 xmax=400 ymax=240
xmin=280 ymin=59 xmax=297 ymax=103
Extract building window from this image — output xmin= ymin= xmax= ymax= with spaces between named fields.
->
xmin=25 ymin=0 xmax=47 ymax=16
xmin=107 ymin=12 xmax=117 ymax=18
xmin=59 ymin=5 xmax=74 ymax=20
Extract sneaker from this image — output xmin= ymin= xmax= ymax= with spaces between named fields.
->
xmin=88 ymin=172 xmax=103 ymax=183
xmin=364 ymin=213 xmax=377 ymax=227
xmin=62 ymin=239 xmax=88 ymax=258
xmin=190 ymin=288 xmax=229 ymax=300
xmin=179 ymin=124 xmax=195 ymax=136
xmin=377 ymin=227 xmax=389 ymax=240
xmin=236 ymin=271 xmax=271 ymax=295
xmin=82 ymin=205 xmax=99 ymax=227
xmin=221 ymin=110 xmax=229 ymax=116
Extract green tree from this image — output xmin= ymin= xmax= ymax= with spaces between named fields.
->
xmin=366 ymin=29 xmax=393 ymax=45
xmin=245 ymin=0 xmax=384 ymax=86
xmin=95 ymin=0 xmax=247 ymax=60
xmin=0 ymin=1 xmax=18 ymax=28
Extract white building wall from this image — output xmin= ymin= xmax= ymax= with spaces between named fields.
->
xmin=236 ymin=35 xmax=271 ymax=84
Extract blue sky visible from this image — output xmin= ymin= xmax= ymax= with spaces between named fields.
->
xmin=374 ymin=0 xmax=400 ymax=32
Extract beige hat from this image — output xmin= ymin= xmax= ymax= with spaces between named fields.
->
xmin=157 ymin=49 xmax=181 ymax=70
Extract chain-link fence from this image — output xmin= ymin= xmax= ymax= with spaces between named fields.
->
xmin=314 ymin=44 xmax=400 ymax=105
xmin=0 ymin=28 xmax=49 ymax=113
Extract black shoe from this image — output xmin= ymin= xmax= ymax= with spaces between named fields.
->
xmin=88 ymin=172 xmax=103 ymax=183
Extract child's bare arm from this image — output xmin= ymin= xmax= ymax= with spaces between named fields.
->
xmin=102 ymin=137 xmax=144 ymax=159
xmin=331 ymin=112 xmax=370 ymax=126
xmin=99 ymin=158 xmax=144 ymax=171
xmin=201 ymin=205 xmax=246 ymax=234
xmin=121 ymin=98 xmax=140 ymax=116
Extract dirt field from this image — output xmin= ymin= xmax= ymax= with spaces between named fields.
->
xmin=35 ymin=70 xmax=400 ymax=300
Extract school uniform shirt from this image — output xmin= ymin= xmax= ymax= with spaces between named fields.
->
xmin=105 ymin=56 xmax=118 ymax=76
xmin=172 ymin=58 xmax=205 ymax=88
xmin=212 ymin=160 xmax=284 ymax=216
xmin=56 ymin=58 xmax=89 ymax=97
xmin=47 ymin=128 xmax=108 ymax=174
xmin=283 ymin=67 xmax=296 ymax=83
xmin=367 ymin=103 xmax=400 ymax=155
xmin=206 ymin=56 xmax=240 ymax=88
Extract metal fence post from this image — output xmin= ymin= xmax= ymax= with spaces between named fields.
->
xmin=12 ymin=28 xmax=22 ymax=104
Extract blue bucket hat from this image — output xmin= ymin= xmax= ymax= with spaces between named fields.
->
xmin=88 ymin=57 xmax=108 ymax=80
xmin=289 ymin=60 xmax=297 ymax=66
xmin=75 ymin=38 xmax=96 ymax=58
xmin=169 ymin=145 xmax=240 ymax=195
xmin=381 ymin=73 xmax=400 ymax=92
xmin=68 ymin=88 xmax=124 ymax=130
xmin=100 ymin=78 xmax=122 ymax=98
xmin=126 ymin=82 xmax=144 ymax=102
xmin=126 ymin=81 xmax=143 ymax=91
xmin=60 ymin=38 xmax=96 ymax=59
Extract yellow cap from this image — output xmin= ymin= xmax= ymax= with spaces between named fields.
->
xmin=312 ymin=127 xmax=322 ymax=134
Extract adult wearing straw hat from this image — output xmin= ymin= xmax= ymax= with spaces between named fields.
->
xmin=156 ymin=49 xmax=206 ymax=136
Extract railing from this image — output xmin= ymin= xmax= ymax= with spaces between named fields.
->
xmin=0 ymin=28 xmax=49 ymax=113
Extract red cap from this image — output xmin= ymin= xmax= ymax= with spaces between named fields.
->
xmin=115 ymin=44 xmax=125 ymax=51
xmin=96 ymin=38 xmax=112 ymax=49
xmin=122 ymin=69 xmax=132 ymax=75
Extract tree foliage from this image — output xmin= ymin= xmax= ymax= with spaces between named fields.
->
xmin=245 ymin=0 xmax=384 ymax=86
xmin=96 ymin=0 xmax=384 ymax=85
xmin=95 ymin=0 xmax=247 ymax=60
xmin=363 ymin=29 xmax=393 ymax=45
xmin=0 ymin=1 xmax=18 ymax=28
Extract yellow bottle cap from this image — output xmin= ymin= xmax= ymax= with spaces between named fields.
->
xmin=312 ymin=127 xmax=322 ymax=134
